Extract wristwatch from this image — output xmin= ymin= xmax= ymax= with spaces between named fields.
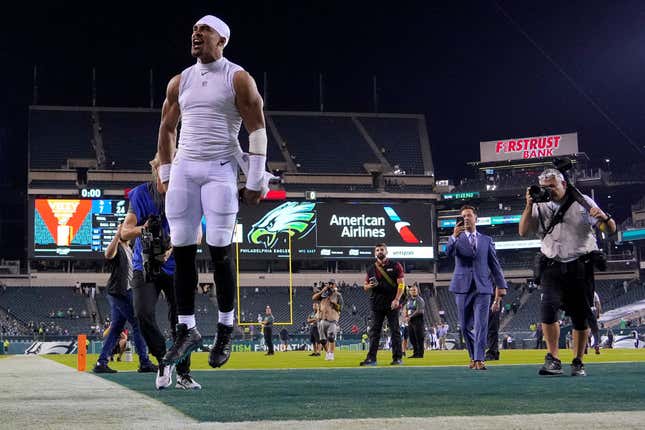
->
xmin=603 ymin=213 xmax=613 ymax=223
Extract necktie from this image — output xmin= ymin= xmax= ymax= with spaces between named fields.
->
xmin=469 ymin=233 xmax=476 ymax=251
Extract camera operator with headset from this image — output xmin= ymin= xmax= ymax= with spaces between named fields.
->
xmin=519 ymin=166 xmax=615 ymax=377
xmin=121 ymin=154 xmax=201 ymax=390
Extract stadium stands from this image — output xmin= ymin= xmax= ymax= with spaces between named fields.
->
xmin=357 ymin=117 xmax=425 ymax=175
xmin=0 ymin=287 xmax=94 ymax=335
xmin=29 ymin=110 xmax=95 ymax=169
xmin=271 ymin=115 xmax=380 ymax=173
xmin=99 ymin=111 xmax=159 ymax=170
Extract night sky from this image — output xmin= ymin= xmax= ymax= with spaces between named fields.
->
xmin=1 ymin=1 xmax=645 ymax=256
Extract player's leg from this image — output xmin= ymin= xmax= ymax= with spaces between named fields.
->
xmin=201 ymin=164 xmax=239 ymax=368
xmin=163 ymin=157 xmax=204 ymax=364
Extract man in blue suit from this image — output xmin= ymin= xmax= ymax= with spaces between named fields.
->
xmin=447 ymin=205 xmax=507 ymax=370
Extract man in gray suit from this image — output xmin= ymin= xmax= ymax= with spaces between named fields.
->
xmin=447 ymin=205 xmax=507 ymax=370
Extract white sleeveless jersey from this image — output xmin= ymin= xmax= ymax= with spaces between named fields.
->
xmin=177 ymin=57 xmax=244 ymax=160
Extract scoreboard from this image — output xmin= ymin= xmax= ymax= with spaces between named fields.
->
xmin=30 ymin=198 xmax=127 ymax=257
xmin=30 ymin=199 xmax=435 ymax=260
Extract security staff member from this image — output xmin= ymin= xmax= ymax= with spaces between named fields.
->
xmin=405 ymin=285 xmax=426 ymax=358
xmin=306 ymin=302 xmax=322 ymax=356
xmin=360 ymin=243 xmax=405 ymax=366
xmin=262 ymin=306 xmax=275 ymax=355
xmin=485 ymin=294 xmax=502 ymax=361
xmin=519 ymin=168 xmax=616 ymax=377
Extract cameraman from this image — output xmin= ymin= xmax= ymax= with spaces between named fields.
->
xmin=360 ymin=243 xmax=405 ymax=366
xmin=121 ymin=154 xmax=200 ymax=390
xmin=519 ymin=168 xmax=615 ymax=377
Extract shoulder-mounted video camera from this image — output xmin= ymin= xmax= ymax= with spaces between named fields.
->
xmin=141 ymin=214 xmax=171 ymax=282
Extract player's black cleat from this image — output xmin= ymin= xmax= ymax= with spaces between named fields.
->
xmin=208 ymin=323 xmax=234 ymax=368
xmin=163 ymin=323 xmax=202 ymax=365
xmin=93 ymin=363 xmax=117 ymax=374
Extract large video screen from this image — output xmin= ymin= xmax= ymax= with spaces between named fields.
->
xmin=31 ymin=199 xmax=434 ymax=260
xmin=235 ymin=201 xmax=434 ymax=259
xmin=31 ymin=199 xmax=127 ymax=257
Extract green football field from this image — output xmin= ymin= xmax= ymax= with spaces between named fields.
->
xmin=47 ymin=348 xmax=645 ymax=371
xmin=46 ymin=349 xmax=645 ymax=422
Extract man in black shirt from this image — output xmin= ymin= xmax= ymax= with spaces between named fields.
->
xmin=360 ymin=243 xmax=405 ymax=366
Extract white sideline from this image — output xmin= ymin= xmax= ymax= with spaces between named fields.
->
xmin=1 ymin=355 xmax=643 ymax=429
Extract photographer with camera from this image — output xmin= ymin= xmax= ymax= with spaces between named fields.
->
xmin=360 ymin=243 xmax=405 ymax=366
xmin=93 ymin=224 xmax=156 ymax=374
xmin=312 ymin=279 xmax=343 ymax=361
xmin=519 ymin=168 xmax=615 ymax=377
xmin=120 ymin=155 xmax=200 ymax=390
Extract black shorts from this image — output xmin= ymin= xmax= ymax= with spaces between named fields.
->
xmin=310 ymin=325 xmax=320 ymax=344
xmin=540 ymin=257 xmax=594 ymax=330
xmin=401 ymin=326 xmax=409 ymax=340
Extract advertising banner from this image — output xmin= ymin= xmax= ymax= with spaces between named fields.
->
xmin=480 ymin=132 xmax=578 ymax=163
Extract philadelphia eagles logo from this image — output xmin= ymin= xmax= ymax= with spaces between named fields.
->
xmin=248 ymin=202 xmax=317 ymax=248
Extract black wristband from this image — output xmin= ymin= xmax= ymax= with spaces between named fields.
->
xmin=603 ymin=213 xmax=613 ymax=223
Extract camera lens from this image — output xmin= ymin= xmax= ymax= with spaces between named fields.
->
xmin=529 ymin=185 xmax=551 ymax=203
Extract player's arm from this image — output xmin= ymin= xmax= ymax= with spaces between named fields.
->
xmin=157 ymin=74 xmax=181 ymax=192
xmin=234 ymin=70 xmax=266 ymax=205
xmin=519 ymin=187 xmax=538 ymax=236
xmin=120 ymin=212 xmax=147 ymax=241
xmin=334 ymin=294 xmax=344 ymax=312
xmin=104 ymin=224 xmax=122 ymax=260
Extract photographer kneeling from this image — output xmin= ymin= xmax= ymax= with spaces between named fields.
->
xmin=519 ymin=168 xmax=615 ymax=377
xmin=121 ymin=154 xmax=200 ymax=390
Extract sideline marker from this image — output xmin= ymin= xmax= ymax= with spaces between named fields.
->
xmin=77 ymin=334 xmax=87 ymax=372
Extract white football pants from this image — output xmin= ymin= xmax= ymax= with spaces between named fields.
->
xmin=166 ymin=155 xmax=238 ymax=247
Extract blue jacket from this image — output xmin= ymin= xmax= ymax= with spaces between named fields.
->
xmin=446 ymin=232 xmax=507 ymax=294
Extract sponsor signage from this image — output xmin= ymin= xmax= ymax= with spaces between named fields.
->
xmin=442 ymin=192 xmax=480 ymax=200
xmin=438 ymin=214 xmax=521 ymax=228
xmin=493 ymin=240 xmax=541 ymax=250
xmin=440 ymin=239 xmax=540 ymax=252
xmin=620 ymin=229 xmax=645 ymax=242
xmin=237 ymin=201 xmax=433 ymax=260
xmin=480 ymin=132 xmax=578 ymax=163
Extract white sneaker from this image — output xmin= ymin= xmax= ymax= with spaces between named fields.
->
xmin=328 ymin=353 xmax=335 ymax=361
xmin=155 ymin=363 xmax=175 ymax=390
xmin=175 ymin=374 xmax=202 ymax=390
